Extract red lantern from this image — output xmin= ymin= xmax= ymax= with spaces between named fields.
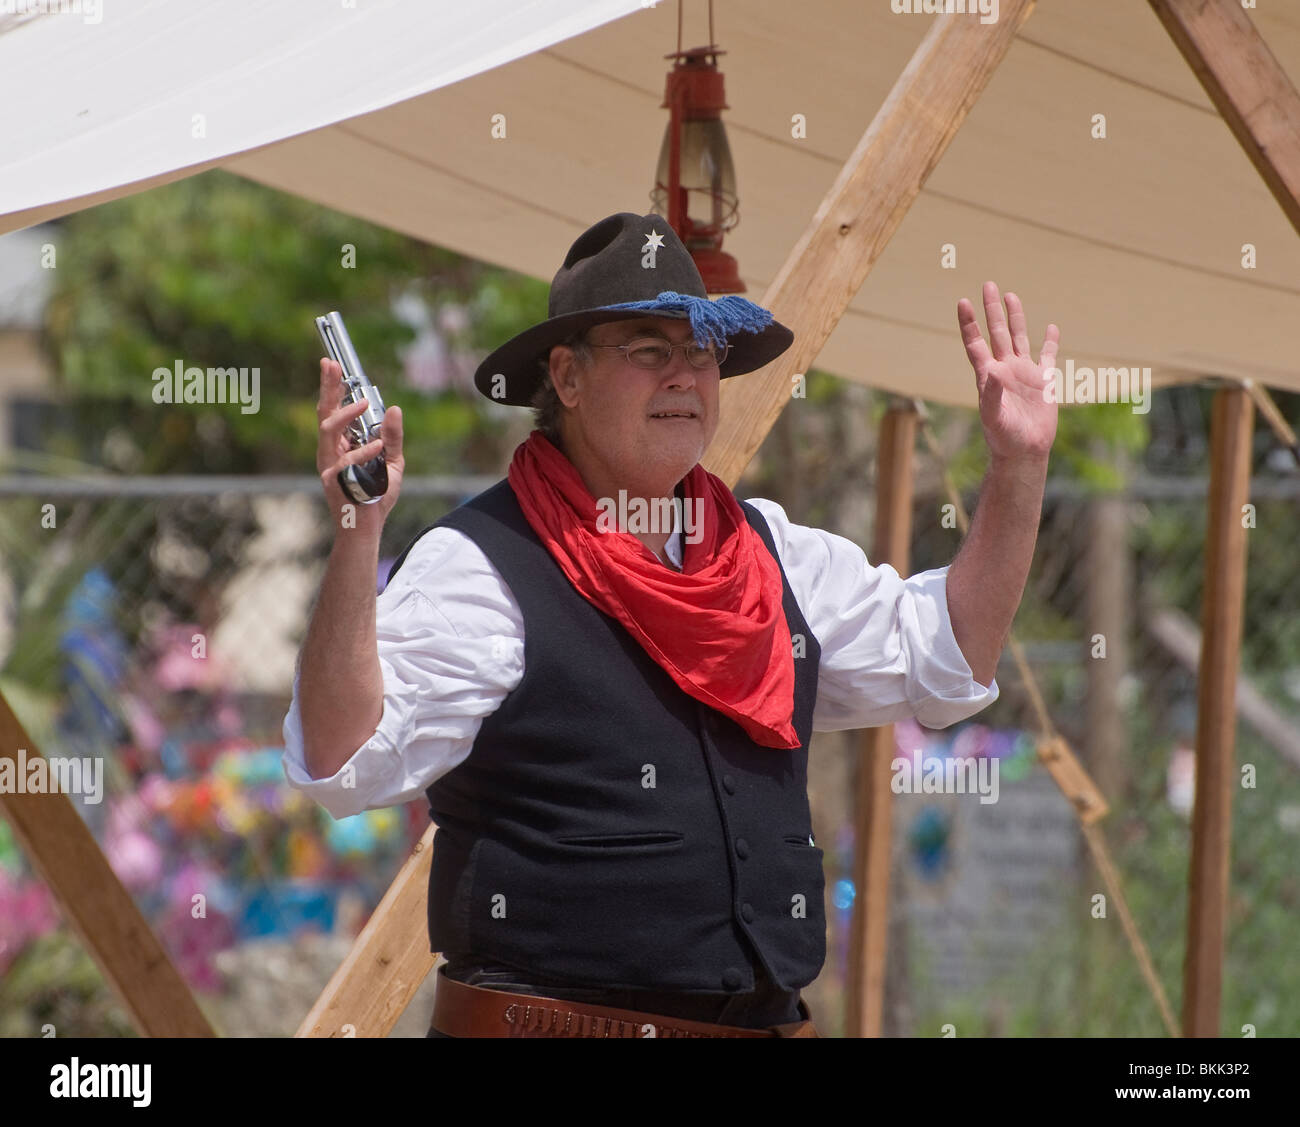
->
xmin=651 ymin=6 xmax=744 ymax=293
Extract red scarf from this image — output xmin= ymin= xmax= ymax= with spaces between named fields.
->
xmin=506 ymin=430 xmax=799 ymax=749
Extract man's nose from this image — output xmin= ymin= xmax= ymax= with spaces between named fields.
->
xmin=662 ymin=350 xmax=697 ymax=386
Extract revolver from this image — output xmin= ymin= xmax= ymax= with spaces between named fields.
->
xmin=315 ymin=311 xmax=389 ymax=505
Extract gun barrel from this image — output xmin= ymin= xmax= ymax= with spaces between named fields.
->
xmin=316 ymin=312 xmax=366 ymax=383
xmin=316 ymin=312 xmax=385 ymax=428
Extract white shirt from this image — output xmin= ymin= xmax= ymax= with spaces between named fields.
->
xmin=281 ymin=497 xmax=999 ymax=820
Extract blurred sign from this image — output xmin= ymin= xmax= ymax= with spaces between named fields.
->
xmin=894 ymin=761 xmax=1080 ymax=998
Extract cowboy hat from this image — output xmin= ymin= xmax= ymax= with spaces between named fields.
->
xmin=473 ymin=211 xmax=794 ymax=406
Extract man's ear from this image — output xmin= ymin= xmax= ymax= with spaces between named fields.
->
xmin=549 ymin=345 xmax=582 ymax=408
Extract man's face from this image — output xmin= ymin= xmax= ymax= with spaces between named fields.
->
xmin=550 ymin=314 xmax=721 ymax=498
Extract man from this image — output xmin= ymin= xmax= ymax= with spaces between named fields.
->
xmin=282 ymin=212 xmax=1059 ymax=1038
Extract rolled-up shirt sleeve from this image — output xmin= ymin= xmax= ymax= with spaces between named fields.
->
xmin=744 ymin=498 xmax=998 ymax=732
xmin=280 ymin=527 xmax=524 ymax=820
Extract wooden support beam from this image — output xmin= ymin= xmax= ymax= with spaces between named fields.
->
xmin=296 ymin=823 xmax=437 ymax=1037
xmin=1183 ymin=386 xmax=1253 ymax=1037
xmin=704 ymin=0 xmax=1036 ymax=487
xmin=0 ymin=693 xmax=215 ymax=1037
xmin=845 ymin=402 xmax=917 ymax=1038
xmin=1149 ymin=0 xmax=1300 ymax=237
xmin=1083 ymin=447 xmax=1131 ymax=805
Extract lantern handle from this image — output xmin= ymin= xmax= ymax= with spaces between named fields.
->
xmin=668 ymin=0 xmax=722 ymax=62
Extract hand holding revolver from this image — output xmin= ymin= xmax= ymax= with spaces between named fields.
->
xmin=315 ymin=355 xmax=404 ymax=533
xmin=299 ymin=319 xmax=405 ymax=778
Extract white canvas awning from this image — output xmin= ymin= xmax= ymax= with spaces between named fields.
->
xmin=2 ymin=0 xmax=1298 ymax=406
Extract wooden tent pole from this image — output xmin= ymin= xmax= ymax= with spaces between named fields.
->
xmin=845 ymin=401 xmax=917 ymax=1038
xmin=302 ymin=2 xmax=1037 ymax=1037
xmin=0 ymin=694 xmax=215 ymax=1037
xmin=1182 ymin=386 xmax=1253 ymax=1037
xmin=1147 ymin=0 xmax=1299 ymax=1038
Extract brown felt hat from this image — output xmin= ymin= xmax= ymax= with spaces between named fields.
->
xmin=473 ymin=211 xmax=793 ymax=406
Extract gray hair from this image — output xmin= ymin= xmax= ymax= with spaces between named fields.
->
xmin=531 ymin=330 xmax=592 ymax=446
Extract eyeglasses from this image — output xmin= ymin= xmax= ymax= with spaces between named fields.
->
xmin=586 ymin=336 xmax=731 ymax=370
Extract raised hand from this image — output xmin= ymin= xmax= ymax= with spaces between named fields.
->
xmin=957 ymin=281 xmax=1059 ymax=464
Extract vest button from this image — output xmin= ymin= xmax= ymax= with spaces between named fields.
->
xmin=722 ymin=774 xmax=736 ymax=794
xmin=721 ymin=967 xmax=744 ymax=991
xmin=734 ymin=837 xmax=749 ymax=859
xmin=741 ymin=902 xmax=755 ymax=923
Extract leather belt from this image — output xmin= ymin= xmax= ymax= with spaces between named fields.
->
xmin=430 ymin=967 xmax=819 ymax=1038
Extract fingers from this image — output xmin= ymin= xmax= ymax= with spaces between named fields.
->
xmin=1039 ymin=323 xmax=1060 ymax=371
xmin=316 ymin=358 xmax=341 ymax=422
xmin=316 ymin=359 xmax=345 ymax=464
xmin=321 ymin=435 xmax=384 ymax=492
xmin=982 ymin=281 xmax=1014 ymax=362
xmin=316 ymin=358 xmax=373 ymax=467
xmin=957 ymin=297 xmax=994 ymax=393
xmin=1004 ymin=292 xmax=1032 ymax=358
xmin=337 ymin=435 xmax=384 ymax=470
xmin=980 ymin=367 xmax=1004 ymax=421
xmin=380 ymin=405 xmax=404 ymax=464
xmin=317 ymin=398 xmax=371 ymax=467
xmin=315 ymin=358 xmax=369 ymax=430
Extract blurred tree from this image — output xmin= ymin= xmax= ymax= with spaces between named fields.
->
xmin=40 ymin=168 xmax=547 ymax=476
xmin=8 ymin=171 xmax=551 ymax=697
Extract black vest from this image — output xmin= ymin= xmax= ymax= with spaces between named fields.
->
xmin=387 ymin=479 xmax=825 ymax=994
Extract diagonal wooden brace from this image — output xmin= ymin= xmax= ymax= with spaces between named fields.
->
xmin=0 ymin=692 xmax=214 ymax=1036
xmin=1036 ymin=735 xmax=1110 ymax=825
xmin=1148 ymin=0 xmax=1300 ymax=237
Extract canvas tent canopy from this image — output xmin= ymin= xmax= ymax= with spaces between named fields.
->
xmin=1 ymin=0 xmax=1298 ymax=407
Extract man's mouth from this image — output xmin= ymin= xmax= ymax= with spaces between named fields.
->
xmin=649 ymin=410 xmax=697 ymax=419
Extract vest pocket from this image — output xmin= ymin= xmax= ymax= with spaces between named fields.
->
xmin=554 ymin=831 xmax=684 ymax=850
xmin=467 ymin=832 xmax=707 ymax=987
xmin=768 ymin=835 xmax=827 ymax=985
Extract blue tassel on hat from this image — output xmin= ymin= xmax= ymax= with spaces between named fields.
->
xmin=599 ymin=291 xmax=774 ymax=350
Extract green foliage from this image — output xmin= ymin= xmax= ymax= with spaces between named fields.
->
xmin=0 ymin=931 xmax=137 ymax=1038
xmin=467 ymin=273 xmax=550 ymax=356
xmin=1051 ymin=400 xmax=1150 ymax=490
xmin=803 ymin=367 xmax=840 ymax=407
xmin=928 ymin=397 xmax=1150 ymax=493
xmin=1131 ymin=493 xmax=1300 ymax=674
xmin=39 ymin=169 xmax=534 ymax=476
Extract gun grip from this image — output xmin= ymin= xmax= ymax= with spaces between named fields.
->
xmin=337 ymin=452 xmax=388 ymax=504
